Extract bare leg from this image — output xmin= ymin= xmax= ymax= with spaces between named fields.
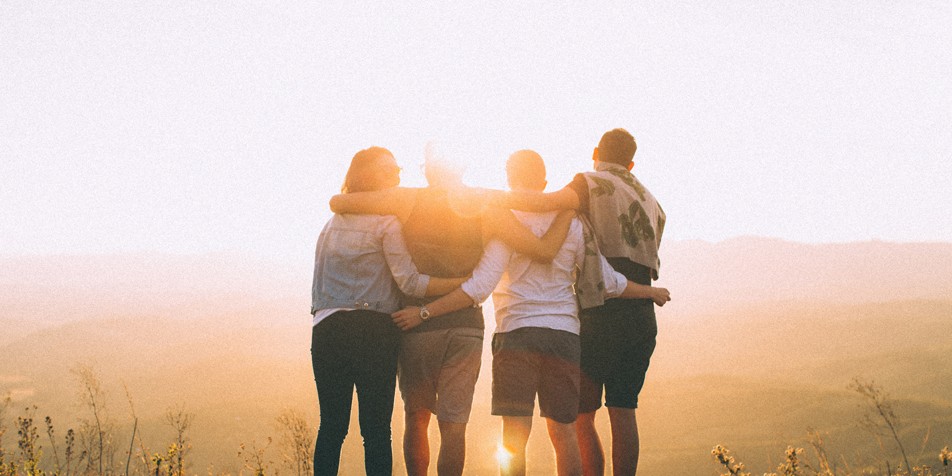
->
xmin=575 ymin=411 xmax=604 ymax=476
xmin=436 ymin=420 xmax=468 ymax=476
xmin=546 ymin=418 xmax=582 ymax=476
xmin=501 ymin=416 xmax=532 ymax=476
xmin=404 ymin=410 xmax=431 ymax=476
xmin=607 ymin=407 xmax=639 ymax=475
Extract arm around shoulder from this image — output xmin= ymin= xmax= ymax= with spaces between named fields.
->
xmin=483 ymin=208 xmax=575 ymax=263
xmin=496 ymin=187 xmax=580 ymax=213
xmin=329 ymin=187 xmax=416 ymax=218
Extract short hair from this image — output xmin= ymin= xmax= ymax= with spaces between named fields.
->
xmin=597 ymin=128 xmax=637 ymax=166
xmin=341 ymin=146 xmax=394 ymax=194
xmin=506 ymin=149 xmax=546 ymax=191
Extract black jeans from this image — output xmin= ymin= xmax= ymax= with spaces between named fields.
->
xmin=311 ymin=310 xmax=401 ymax=476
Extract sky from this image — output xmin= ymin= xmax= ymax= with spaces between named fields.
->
xmin=2 ymin=1 xmax=951 ymax=264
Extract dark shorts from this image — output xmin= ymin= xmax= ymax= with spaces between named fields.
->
xmin=491 ymin=327 xmax=581 ymax=424
xmin=578 ymin=297 xmax=657 ymax=413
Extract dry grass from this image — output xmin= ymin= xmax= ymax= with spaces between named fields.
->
xmin=0 ymin=366 xmax=310 ymax=476
xmin=712 ymin=381 xmax=950 ymax=476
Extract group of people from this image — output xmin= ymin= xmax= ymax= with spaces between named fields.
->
xmin=309 ymin=128 xmax=670 ymax=476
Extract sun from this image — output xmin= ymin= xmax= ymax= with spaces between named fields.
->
xmin=495 ymin=442 xmax=512 ymax=471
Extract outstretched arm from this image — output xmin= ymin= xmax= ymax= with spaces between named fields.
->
xmin=482 ymin=208 xmax=575 ymax=263
xmin=329 ymin=187 xmax=417 ymax=222
xmin=597 ymin=253 xmax=671 ymax=306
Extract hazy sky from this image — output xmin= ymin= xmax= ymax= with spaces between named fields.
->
xmin=3 ymin=1 xmax=950 ymax=262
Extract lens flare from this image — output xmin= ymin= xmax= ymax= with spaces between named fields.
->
xmin=495 ymin=443 xmax=512 ymax=470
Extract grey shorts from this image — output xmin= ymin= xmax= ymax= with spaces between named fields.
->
xmin=491 ymin=327 xmax=581 ymax=424
xmin=398 ymin=326 xmax=483 ymax=423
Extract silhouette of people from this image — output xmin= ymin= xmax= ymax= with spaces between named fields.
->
xmin=329 ymin=145 xmax=573 ymax=476
xmin=393 ymin=149 xmax=669 ymax=476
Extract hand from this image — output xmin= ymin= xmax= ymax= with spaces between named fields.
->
xmin=651 ymin=287 xmax=671 ymax=307
xmin=392 ymin=306 xmax=424 ymax=331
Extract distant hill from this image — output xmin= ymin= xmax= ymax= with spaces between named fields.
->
xmin=4 ymin=238 xmax=949 ymax=338
xmin=0 ymin=252 xmax=309 ymax=344
xmin=654 ymin=300 xmax=952 ymax=387
xmin=660 ymin=237 xmax=952 ymax=313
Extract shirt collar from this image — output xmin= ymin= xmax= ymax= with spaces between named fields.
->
xmin=595 ymin=161 xmax=630 ymax=173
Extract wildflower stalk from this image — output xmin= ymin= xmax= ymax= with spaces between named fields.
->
xmin=0 ymin=395 xmax=10 ymax=476
xmin=807 ymin=429 xmax=834 ymax=475
xmin=851 ymin=378 xmax=912 ymax=475
xmin=939 ymin=446 xmax=950 ymax=476
xmin=17 ymin=406 xmax=42 ymax=476
xmin=64 ymin=429 xmax=75 ymax=476
xmin=74 ymin=366 xmax=107 ymax=476
xmin=164 ymin=406 xmax=193 ymax=476
xmin=239 ymin=438 xmax=273 ymax=476
xmin=276 ymin=409 xmax=314 ymax=476
xmin=125 ymin=418 xmax=137 ymax=476
xmin=711 ymin=445 xmax=750 ymax=476
xmin=45 ymin=416 xmax=62 ymax=475
xmin=123 ymin=385 xmax=152 ymax=476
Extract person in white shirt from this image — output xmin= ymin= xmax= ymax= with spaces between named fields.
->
xmin=392 ymin=150 xmax=670 ymax=476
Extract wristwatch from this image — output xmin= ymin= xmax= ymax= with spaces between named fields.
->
xmin=419 ymin=305 xmax=431 ymax=321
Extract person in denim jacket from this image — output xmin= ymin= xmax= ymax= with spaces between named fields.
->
xmin=310 ymin=147 xmax=466 ymax=476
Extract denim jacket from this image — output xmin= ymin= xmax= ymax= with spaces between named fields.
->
xmin=311 ymin=214 xmax=431 ymax=315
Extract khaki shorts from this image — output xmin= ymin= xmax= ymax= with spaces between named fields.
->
xmin=398 ymin=327 xmax=483 ymax=423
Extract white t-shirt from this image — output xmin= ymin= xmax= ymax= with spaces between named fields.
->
xmin=460 ymin=211 xmax=628 ymax=335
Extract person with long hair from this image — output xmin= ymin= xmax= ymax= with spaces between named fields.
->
xmin=310 ymin=146 xmax=468 ymax=475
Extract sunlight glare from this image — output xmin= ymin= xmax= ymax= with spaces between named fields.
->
xmin=495 ymin=442 xmax=512 ymax=471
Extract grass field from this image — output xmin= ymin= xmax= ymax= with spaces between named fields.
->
xmin=2 ymin=241 xmax=951 ymax=475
